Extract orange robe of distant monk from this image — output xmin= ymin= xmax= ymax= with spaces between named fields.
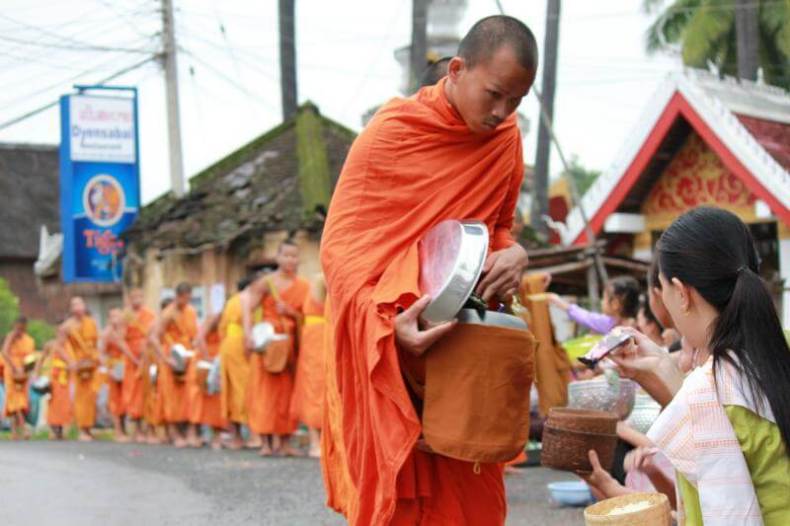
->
xmin=67 ymin=316 xmax=99 ymax=429
xmin=219 ymin=294 xmax=249 ymax=424
xmin=320 ymin=78 xmax=523 ymax=525
xmin=106 ymin=340 xmax=125 ymax=417
xmin=521 ymin=274 xmax=572 ymax=417
xmin=289 ymin=292 xmax=326 ymax=429
xmin=247 ymin=278 xmax=309 ymax=436
xmin=2 ymin=333 xmax=35 ymax=416
xmin=189 ymin=329 xmax=226 ymax=428
xmin=159 ymin=304 xmax=198 ymax=423
xmin=124 ymin=307 xmax=155 ymax=420
xmin=47 ymin=342 xmax=73 ymax=427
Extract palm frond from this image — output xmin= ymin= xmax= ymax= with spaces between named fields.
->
xmin=681 ymin=0 xmax=734 ymax=67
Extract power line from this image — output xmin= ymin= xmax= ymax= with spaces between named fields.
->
xmin=0 ymin=32 xmax=157 ymax=54
xmin=0 ymin=55 xmax=159 ymax=132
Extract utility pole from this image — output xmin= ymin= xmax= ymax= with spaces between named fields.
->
xmin=161 ymin=0 xmax=185 ymax=196
xmin=409 ymin=0 xmax=428 ymax=95
xmin=531 ymin=0 xmax=560 ymax=239
xmin=279 ymin=0 xmax=298 ymax=121
xmin=735 ymin=0 xmax=759 ymax=81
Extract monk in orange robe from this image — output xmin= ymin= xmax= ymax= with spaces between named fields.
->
xmin=143 ymin=297 xmax=172 ymax=444
xmin=189 ymin=312 xmax=227 ymax=449
xmin=218 ymin=275 xmax=265 ymax=449
xmin=246 ymin=243 xmax=309 ymax=457
xmin=99 ymin=308 xmax=140 ymax=442
xmin=43 ymin=326 xmax=72 ymax=439
xmin=63 ymin=296 xmax=100 ymax=442
xmin=123 ymin=288 xmax=155 ymax=442
xmin=2 ymin=317 xmax=36 ymax=440
xmin=149 ymin=283 xmax=199 ymax=448
xmin=320 ymin=16 xmax=538 ymax=524
xmin=290 ymin=273 xmax=327 ymax=458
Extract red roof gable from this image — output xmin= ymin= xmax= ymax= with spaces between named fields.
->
xmin=735 ymin=114 xmax=790 ymax=171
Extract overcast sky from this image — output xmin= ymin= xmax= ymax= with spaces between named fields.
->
xmin=0 ymin=0 xmax=681 ymax=204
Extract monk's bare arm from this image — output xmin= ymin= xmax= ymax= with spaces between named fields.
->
xmin=148 ymin=308 xmax=175 ymax=364
xmin=1 ymin=333 xmax=14 ymax=370
xmin=196 ymin=312 xmax=221 ymax=359
xmin=241 ymin=292 xmax=255 ymax=353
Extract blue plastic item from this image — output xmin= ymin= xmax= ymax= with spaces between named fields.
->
xmin=547 ymin=480 xmax=593 ymax=507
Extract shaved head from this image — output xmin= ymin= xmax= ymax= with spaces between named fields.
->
xmin=458 ymin=15 xmax=538 ymax=74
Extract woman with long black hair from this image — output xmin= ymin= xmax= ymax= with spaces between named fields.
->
xmin=610 ymin=206 xmax=790 ymax=525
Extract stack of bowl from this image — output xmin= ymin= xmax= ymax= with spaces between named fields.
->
xmin=541 ymin=408 xmax=618 ymax=473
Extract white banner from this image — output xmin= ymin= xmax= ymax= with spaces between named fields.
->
xmin=69 ymin=95 xmax=136 ymax=163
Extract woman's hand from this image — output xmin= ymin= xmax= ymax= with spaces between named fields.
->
xmin=609 ymin=328 xmax=683 ymax=406
xmin=623 ymin=446 xmax=660 ymax=474
xmin=578 ymin=450 xmax=629 ymax=501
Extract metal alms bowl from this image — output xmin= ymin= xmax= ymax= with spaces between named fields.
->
xmin=456 ymin=308 xmax=528 ymax=330
xmin=170 ymin=344 xmax=194 ymax=373
xmin=419 ymin=219 xmax=489 ymax=324
xmin=251 ymin=322 xmax=287 ymax=353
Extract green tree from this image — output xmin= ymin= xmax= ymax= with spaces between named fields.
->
xmin=564 ymin=156 xmax=601 ymax=197
xmin=0 ymin=278 xmax=20 ymax=337
xmin=0 ymin=278 xmax=56 ymax=348
xmin=644 ymin=0 xmax=790 ymax=89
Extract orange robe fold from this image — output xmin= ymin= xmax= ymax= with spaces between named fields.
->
xmin=105 ymin=340 xmax=125 ymax=417
xmin=521 ymin=274 xmax=572 ymax=417
xmin=289 ymin=293 xmax=327 ymax=429
xmin=320 ymin=78 xmax=523 ymax=525
xmin=2 ymin=333 xmax=35 ymax=416
xmin=219 ymin=294 xmax=249 ymax=424
xmin=189 ymin=329 xmax=226 ymax=428
xmin=124 ymin=307 xmax=155 ymax=420
xmin=48 ymin=349 xmax=73 ymax=427
xmin=159 ymin=304 xmax=198 ymax=423
xmin=67 ymin=316 xmax=99 ymax=429
xmin=246 ymin=277 xmax=309 ymax=436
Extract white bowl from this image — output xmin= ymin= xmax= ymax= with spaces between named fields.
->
xmin=547 ymin=481 xmax=593 ymax=507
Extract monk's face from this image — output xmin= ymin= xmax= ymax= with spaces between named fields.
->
xmin=277 ymin=244 xmax=300 ymax=275
xmin=447 ymin=46 xmax=535 ymax=134
xmin=175 ymin=292 xmax=191 ymax=309
xmin=13 ymin=321 xmax=26 ymax=336
xmin=70 ymin=297 xmax=86 ymax=317
xmin=129 ymin=289 xmax=144 ymax=309
xmin=108 ymin=309 xmax=124 ymax=328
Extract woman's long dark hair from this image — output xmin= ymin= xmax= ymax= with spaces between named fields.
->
xmin=657 ymin=206 xmax=790 ymax=452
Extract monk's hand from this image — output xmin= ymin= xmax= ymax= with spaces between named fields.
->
xmin=476 ymin=243 xmax=528 ymax=303
xmin=394 ymin=295 xmax=456 ymax=357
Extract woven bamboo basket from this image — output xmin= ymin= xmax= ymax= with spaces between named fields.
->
xmin=541 ymin=424 xmax=618 ymax=472
xmin=584 ymin=492 xmax=671 ymax=526
xmin=546 ymin=407 xmax=618 ymax=434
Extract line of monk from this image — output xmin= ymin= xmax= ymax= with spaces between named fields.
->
xmin=1 ymin=241 xmax=327 ymax=456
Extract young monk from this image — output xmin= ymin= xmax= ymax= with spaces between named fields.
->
xmin=246 ymin=241 xmax=309 ymax=457
xmin=143 ymin=298 xmax=173 ymax=445
xmin=2 ymin=317 xmax=36 ymax=440
xmin=149 ymin=283 xmax=199 ymax=448
xmin=218 ymin=275 xmax=259 ymax=449
xmin=63 ymin=297 xmax=100 ymax=442
xmin=189 ymin=311 xmax=227 ymax=449
xmin=123 ymin=288 xmax=155 ymax=442
xmin=99 ymin=308 xmax=139 ymax=442
xmin=289 ymin=273 xmax=327 ymax=458
xmin=320 ymin=16 xmax=537 ymax=524
xmin=43 ymin=325 xmax=72 ymax=439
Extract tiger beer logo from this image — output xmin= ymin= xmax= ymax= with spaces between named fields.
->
xmin=83 ymin=174 xmax=125 ymax=227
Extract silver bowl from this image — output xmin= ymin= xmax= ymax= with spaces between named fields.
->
xmin=149 ymin=364 xmax=158 ymax=385
xmin=207 ymin=357 xmax=221 ymax=394
xmin=31 ymin=375 xmax=51 ymax=394
xmin=625 ymin=392 xmax=662 ymax=434
xmin=251 ymin=322 xmax=287 ymax=353
xmin=419 ymin=219 xmax=489 ymax=324
xmin=110 ymin=361 xmax=125 ymax=382
xmin=456 ymin=308 xmax=528 ymax=330
xmin=170 ymin=344 xmax=194 ymax=373
xmin=567 ymin=376 xmax=636 ymax=420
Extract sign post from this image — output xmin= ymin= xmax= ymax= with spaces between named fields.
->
xmin=59 ymin=86 xmax=140 ymax=283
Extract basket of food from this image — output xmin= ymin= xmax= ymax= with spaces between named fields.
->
xmin=625 ymin=391 xmax=662 ymax=434
xmin=542 ymin=408 xmax=618 ymax=473
xmin=584 ymin=492 xmax=671 ymax=526
xmin=568 ymin=375 xmax=636 ymax=420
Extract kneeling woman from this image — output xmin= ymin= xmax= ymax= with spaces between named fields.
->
xmin=607 ymin=207 xmax=790 ymax=525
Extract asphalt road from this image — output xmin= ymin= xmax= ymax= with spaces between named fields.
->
xmin=0 ymin=441 xmax=584 ymax=525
